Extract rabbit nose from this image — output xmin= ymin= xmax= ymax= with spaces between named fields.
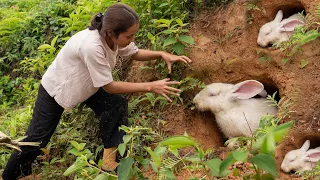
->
xmin=258 ymin=42 xmax=267 ymax=47
xmin=289 ymin=170 xmax=295 ymax=174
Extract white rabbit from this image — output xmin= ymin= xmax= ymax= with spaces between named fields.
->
xmin=281 ymin=140 xmax=320 ymax=173
xmin=257 ymin=10 xmax=305 ymax=47
xmin=192 ymin=80 xmax=277 ymax=139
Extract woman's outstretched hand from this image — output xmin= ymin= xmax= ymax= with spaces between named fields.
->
xmin=149 ymin=78 xmax=181 ymax=102
xmin=161 ymin=51 xmax=192 ymax=73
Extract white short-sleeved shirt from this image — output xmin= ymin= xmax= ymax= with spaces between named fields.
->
xmin=41 ymin=29 xmax=139 ymax=109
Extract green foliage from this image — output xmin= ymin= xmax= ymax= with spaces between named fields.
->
xmin=147 ymin=17 xmax=195 ymax=55
xmin=266 ymin=91 xmax=298 ymax=121
xmin=63 ymin=140 xmax=117 ymax=179
xmin=0 ymin=0 xmax=74 ymax=74
xmin=300 ymin=162 xmax=320 ymax=179
xmin=0 ymin=76 xmax=38 ymax=110
xmin=60 ymin=0 xmax=117 ymax=35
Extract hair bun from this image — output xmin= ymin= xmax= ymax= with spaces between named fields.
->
xmin=96 ymin=12 xmax=104 ymax=22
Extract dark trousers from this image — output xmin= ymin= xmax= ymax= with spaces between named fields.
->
xmin=2 ymin=84 xmax=128 ymax=180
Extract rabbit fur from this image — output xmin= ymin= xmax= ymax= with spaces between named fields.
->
xmin=281 ymin=140 xmax=320 ymax=173
xmin=257 ymin=10 xmax=305 ymax=47
xmin=193 ymin=80 xmax=277 ymax=139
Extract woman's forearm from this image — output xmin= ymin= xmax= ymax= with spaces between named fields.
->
xmin=131 ymin=49 xmax=164 ymax=61
xmin=102 ymin=81 xmax=151 ymax=94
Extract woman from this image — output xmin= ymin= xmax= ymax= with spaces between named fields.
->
xmin=2 ymin=3 xmax=192 ymax=179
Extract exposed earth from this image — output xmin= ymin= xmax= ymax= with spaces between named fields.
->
xmin=127 ymin=0 xmax=320 ymax=179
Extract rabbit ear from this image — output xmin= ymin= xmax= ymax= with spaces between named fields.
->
xmin=304 ymin=149 xmax=320 ymax=162
xmin=274 ymin=10 xmax=283 ymax=22
xmin=279 ymin=19 xmax=304 ymax=32
xmin=300 ymin=140 xmax=310 ymax=152
xmin=229 ymin=80 xmax=264 ymax=100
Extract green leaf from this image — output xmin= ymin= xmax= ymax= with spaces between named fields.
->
xmin=300 ymin=59 xmax=309 ymax=69
xmin=172 ymin=43 xmax=185 ymax=55
xmin=70 ymin=141 xmax=80 ymax=150
xmin=123 ymin=135 xmax=133 ymax=144
xmin=260 ymin=132 xmax=275 ymax=155
xmin=161 ymin=168 xmax=175 ymax=179
xmin=232 ymin=150 xmax=248 ymax=162
xmin=203 ymin=158 xmax=222 ymax=176
xmin=220 ymin=155 xmax=236 ymax=177
xmin=147 ymin=32 xmax=155 ymax=44
xmin=272 ymin=121 xmax=293 ymax=142
xmin=163 ymin=37 xmax=177 ymax=47
xmin=159 ymin=2 xmax=169 ymax=7
xmin=117 ymin=157 xmax=134 ymax=180
xmin=118 ymin=143 xmax=126 ymax=157
xmin=154 ymin=146 xmax=166 ymax=156
xmin=50 ymin=157 xmax=58 ymax=164
xmin=157 ymin=24 xmax=169 ymax=28
xmin=178 ymin=35 xmax=195 ymax=44
xmin=51 ymin=35 xmax=59 ymax=47
xmin=300 ymin=32 xmax=320 ymax=45
xmin=151 ymin=161 xmax=159 ymax=172
xmin=63 ymin=158 xmax=87 ymax=176
xmin=145 ymin=147 xmax=161 ymax=167
xmin=68 ymin=148 xmax=80 ymax=156
xmin=176 ymin=18 xmax=183 ymax=27
xmin=93 ymin=173 xmax=110 ymax=180
xmin=185 ymin=155 xmax=201 ymax=162
xmin=249 ymin=153 xmax=278 ymax=177
xmin=89 ymin=159 xmax=95 ymax=165
xmin=161 ymin=29 xmax=174 ymax=35
xmin=38 ymin=44 xmax=52 ymax=51
xmin=261 ymin=173 xmax=275 ymax=180
xmin=155 ymin=19 xmax=172 ymax=27
xmin=160 ymin=135 xmax=196 ymax=148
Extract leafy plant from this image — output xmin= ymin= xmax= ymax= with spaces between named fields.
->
xmin=63 ymin=140 xmax=117 ymax=179
xmin=148 ymin=17 xmax=195 ymax=55
xmin=266 ymin=92 xmax=298 ymax=120
xmin=17 ymin=36 xmax=60 ymax=77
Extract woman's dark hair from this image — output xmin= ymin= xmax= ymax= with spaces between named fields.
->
xmin=89 ymin=3 xmax=139 ymax=38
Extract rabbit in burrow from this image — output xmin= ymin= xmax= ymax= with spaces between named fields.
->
xmin=257 ymin=10 xmax=305 ymax=47
xmin=193 ymin=80 xmax=277 ymax=139
xmin=281 ymin=140 xmax=320 ymax=173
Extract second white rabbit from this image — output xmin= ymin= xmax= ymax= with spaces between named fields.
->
xmin=257 ymin=10 xmax=305 ymax=47
xmin=193 ymin=80 xmax=277 ymax=139
xmin=281 ymin=140 xmax=320 ymax=173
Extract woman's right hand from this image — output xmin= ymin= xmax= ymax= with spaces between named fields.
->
xmin=148 ymin=78 xmax=181 ymax=102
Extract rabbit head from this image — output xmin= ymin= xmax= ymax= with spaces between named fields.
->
xmin=257 ymin=10 xmax=305 ymax=47
xmin=281 ymin=140 xmax=320 ymax=173
xmin=193 ymin=80 xmax=265 ymax=114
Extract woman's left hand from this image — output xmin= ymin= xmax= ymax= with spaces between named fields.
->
xmin=161 ymin=51 xmax=192 ymax=73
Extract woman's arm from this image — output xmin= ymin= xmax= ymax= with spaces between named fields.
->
xmin=103 ymin=79 xmax=181 ymax=102
xmin=131 ymin=49 xmax=163 ymax=61
xmin=131 ymin=49 xmax=192 ymax=73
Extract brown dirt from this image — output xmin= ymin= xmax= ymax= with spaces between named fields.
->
xmin=127 ymin=0 xmax=320 ymax=179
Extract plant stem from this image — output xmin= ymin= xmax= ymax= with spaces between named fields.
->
xmin=87 ymin=163 xmax=118 ymax=178
xmin=252 ymin=164 xmax=261 ymax=180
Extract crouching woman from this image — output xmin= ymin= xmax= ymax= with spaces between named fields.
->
xmin=2 ymin=3 xmax=192 ymax=180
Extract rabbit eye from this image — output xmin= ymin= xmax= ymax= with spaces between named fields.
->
xmin=208 ymin=91 xmax=219 ymax=96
